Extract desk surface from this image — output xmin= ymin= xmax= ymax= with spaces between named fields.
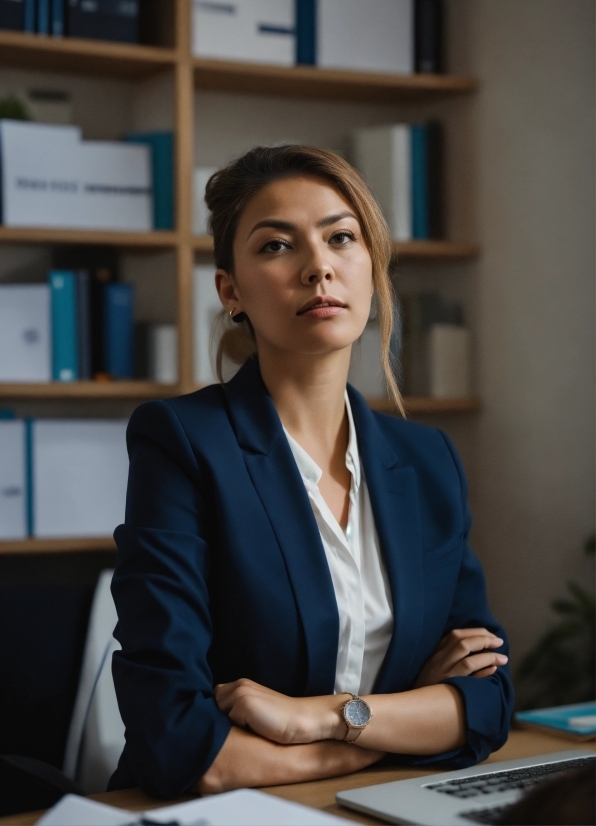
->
xmin=3 ymin=730 xmax=594 ymax=826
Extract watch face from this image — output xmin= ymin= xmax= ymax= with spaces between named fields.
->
xmin=345 ymin=698 xmax=371 ymax=727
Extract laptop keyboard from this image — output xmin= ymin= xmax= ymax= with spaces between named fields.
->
xmin=459 ymin=804 xmax=516 ymax=824
xmin=425 ymin=755 xmax=595 ymax=800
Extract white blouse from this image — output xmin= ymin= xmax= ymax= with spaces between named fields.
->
xmin=283 ymin=394 xmax=394 ymax=696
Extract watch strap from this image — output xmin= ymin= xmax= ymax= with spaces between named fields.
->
xmin=344 ymin=725 xmax=364 ymax=743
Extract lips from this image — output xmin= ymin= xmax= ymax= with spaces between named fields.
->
xmin=297 ymin=296 xmax=347 ymax=315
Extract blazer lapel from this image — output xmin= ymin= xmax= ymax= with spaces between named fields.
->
xmin=224 ymin=359 xmax=338 ymax=696
xmin=348 ymin=387 xmax=425 ymax=693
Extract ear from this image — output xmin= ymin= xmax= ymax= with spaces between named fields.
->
xmin=215 ymin=269 xmax=243 ymax=314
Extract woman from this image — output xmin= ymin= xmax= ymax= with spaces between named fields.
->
xmin=109 ymin=145 xmax=513 ymax=799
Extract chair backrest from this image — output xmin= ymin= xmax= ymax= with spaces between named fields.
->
xmin=62 ymin=569 xmax=125 ymax=794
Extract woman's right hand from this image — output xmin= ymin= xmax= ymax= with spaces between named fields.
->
xmin=413 ymin=627 xmax=508 ymax=689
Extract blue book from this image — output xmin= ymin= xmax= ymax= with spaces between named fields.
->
xmin=411 ymin=125 xmax=429 ymax=239
xmin=516 ymin=702 xmax=596 ymax=742
xmin=49 ymin=270 xmax=78 ymax=382
xmin=25 ymin=417 xmax=33 ymax=537
xmin=76 ymin=269 xmax=92 ymax=380
xmin=125 ymin=132 xmax=173 ymax=230
xmin=23 ymin=0 xmax=35 ymax=31
xmin=36 ymin=0 xmax=48 ymax=33
xmin=51 ymin=0 xmax=63 ymax=35
xmin=296 ymin=0 xmax=316 ymax=64
xmin=103 ymin=283 xmax=134 ymax=379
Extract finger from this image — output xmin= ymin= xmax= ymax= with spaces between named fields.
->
xmin=472 ymin=666 xmax=498 ymax=678
xmin=214 ymin=683 xmax=238 ymax=712
xmin=441 ymin=628 xmax=503 ymax=646
xmin=450 ymin=652 xmax=508 ymax=677
xmin=442 ymin=636 xmax=506 ymax=670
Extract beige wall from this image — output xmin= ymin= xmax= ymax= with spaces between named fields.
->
xmin=448 ymin=0 xmax=595 ymax=665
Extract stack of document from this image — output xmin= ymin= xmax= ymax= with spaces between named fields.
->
xmin=37 ymin=789 xmax=352 ymax=826
xmin=0 ymin=121 xmax=152 ymax=231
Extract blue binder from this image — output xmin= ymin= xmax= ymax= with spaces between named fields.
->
xmin=23 ymin=0 xmax=35 ymax=31
xmin=51 ymin=0 xmax=63 ymax=35
xmin=36 ymin=0 xmax=48 ymax=33
xmin=103 ymin=282 xmax=134 ymax=379
xmin=411 ymin=124 xmax=429 ymax=240
xmin=296 ymin=0 xmax=316 ymax=64
xmin=49 ymin=270 xmax=78 ymax=382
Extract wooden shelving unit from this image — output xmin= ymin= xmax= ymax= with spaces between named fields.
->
xmin=0 ymin=0 xmax=480 ymax=554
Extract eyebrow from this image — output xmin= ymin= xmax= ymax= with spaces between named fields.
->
xmin=247 ymin=210 xmax=358 ymax=239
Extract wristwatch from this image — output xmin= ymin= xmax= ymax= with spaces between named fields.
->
xmin=340 ymin=694 xmax=373 ymax=742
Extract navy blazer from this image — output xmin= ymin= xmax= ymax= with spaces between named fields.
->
xmin=109 ymin=357 xmax=514 ymax=798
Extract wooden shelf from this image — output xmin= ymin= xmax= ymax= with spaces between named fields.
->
xmin=372 ymin=396 xmax=482 ymax=415
xmin=193 ymin=235 xmax=480 ymax=262
xmin=0 ymin=30 xmax=176 ymax=78
xmin=0 ymin=537 xmax=116 ymax=555
xmin=0 ymin=226 xmax=179 ymax=249
xmin=194 ymin=58 xmax=478 ymax=103
xmin=0 ymin=381 xmax=179 ymax=400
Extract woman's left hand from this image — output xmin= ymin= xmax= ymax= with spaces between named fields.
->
xmin=215 ymin=679 xmax=347 ymax=745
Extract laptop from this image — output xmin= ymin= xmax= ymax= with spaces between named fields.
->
xmin=336 ymin=749 xmax=595 ymax=825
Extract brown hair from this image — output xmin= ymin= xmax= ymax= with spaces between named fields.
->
xmin=204 ymin=144 xmax=405 ymax=416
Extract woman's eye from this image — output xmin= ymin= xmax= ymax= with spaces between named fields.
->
xmin=330 ymin=231 xmax=355 ymax=245
xmin=261 ymin=239 xmax=290 ymax=253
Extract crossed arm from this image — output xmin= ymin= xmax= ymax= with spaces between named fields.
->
xmin=197 ymin=628 xmax=508 ymax=793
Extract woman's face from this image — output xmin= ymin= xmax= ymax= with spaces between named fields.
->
xmin=216 ymin=175 xmax=374 ymax=359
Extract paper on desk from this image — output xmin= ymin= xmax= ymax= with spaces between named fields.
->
xmin=35 ymin=794 xmax=134 ymax=825
xmin=147 ymin=788 xmax=352 ymax=825
xmin=36 ymin=789 xmax=352 ymax=826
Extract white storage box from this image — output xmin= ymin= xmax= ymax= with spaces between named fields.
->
xmin=192 ymin=0 xmax=295 ymax=65
xmin=317 ymin=0 xmax=413 ymax=74
xmin=0 ymin=120 xmax=152 ymax=231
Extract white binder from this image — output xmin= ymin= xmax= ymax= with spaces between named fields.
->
xmin=0 ymin=284 xmax=51 ymax=382
xmin=31 ymin=419 xmax=129 ymax=538
xmin=0 ymin=419 xmax=28 ymax=540
xmin=352 ymin=124 xmax=412 ymax=241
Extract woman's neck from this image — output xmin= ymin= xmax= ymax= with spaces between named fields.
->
xmin=257 ymin=344 xmax=351 ymax=461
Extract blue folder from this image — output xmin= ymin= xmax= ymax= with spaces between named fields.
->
xmin=49 ymin=270 xmax=78 ymax=382
xmin=103 ymin=282 xmax=134 ymax=379
xmin=411 ymin=124 xmax=429 ymax=240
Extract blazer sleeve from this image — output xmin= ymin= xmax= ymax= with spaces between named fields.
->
xmin=389 ymin=429 xmax=515 ymax=770
xmin=109 ymin=399 xmax=232 ymax=798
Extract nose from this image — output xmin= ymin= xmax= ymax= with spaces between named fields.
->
xmin=300 ymin=243 xmax=334 ymax=286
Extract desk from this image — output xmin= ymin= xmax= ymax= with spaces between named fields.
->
xmin=2 ymin=730 xmax=594 ymax=826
